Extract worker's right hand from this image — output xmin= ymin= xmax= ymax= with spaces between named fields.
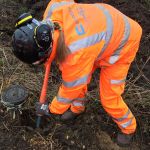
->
xmin=35 ymin=102 xmax=50 ymax=116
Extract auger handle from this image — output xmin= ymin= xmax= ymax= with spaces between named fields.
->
xmin=36 ymin=30 xmax=59 ymax=128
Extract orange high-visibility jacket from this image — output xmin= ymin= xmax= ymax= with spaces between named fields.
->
xmin=43 ymin=0 xmax=142 ymax=114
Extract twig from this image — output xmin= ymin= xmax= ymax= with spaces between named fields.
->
xmin=126 ymin=57 xmax=150 ymax=94
xmin=2 ymin=122 xmax=9 ymax=131
xmin=134 ymin=56 xmax=150 ymax=83
xmin=133 ymin=90 xmax=150 ymax=95
xmin=2 ymin=48 xmax=11 ymax=67
xmin=138 ymin=111 xmax=150 ymax=115
xmin=35 ymin=130 xmax=48 ymax=143
xmin=0 ymin=74 xmax=4 ymax=95
xmin=7 ymin=63 xmax=23 ymax=84
xmin=0 ymin=3 xmax=20 ymax=8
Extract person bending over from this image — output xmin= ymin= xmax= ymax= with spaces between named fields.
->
xmin=12 ymin=0 xmax=142 ymax=147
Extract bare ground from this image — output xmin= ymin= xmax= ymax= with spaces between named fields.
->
xmin=0 ymin=0 xmax=150 ymax=150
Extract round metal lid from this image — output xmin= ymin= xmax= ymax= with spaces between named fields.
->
xmin=1 ymin=85 xmax=28 ymax=107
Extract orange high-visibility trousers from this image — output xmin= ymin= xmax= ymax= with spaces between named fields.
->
xmin=99 ymin=62 xmax=136 ymax=134
xmin=98 ymin=25 xmax=142 ymax=134
xmin=50 ymin=85 xmax=88 ymax=114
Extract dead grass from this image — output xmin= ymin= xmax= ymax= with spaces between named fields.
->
xmin=0 ymin=0 xmax=150 ymax=149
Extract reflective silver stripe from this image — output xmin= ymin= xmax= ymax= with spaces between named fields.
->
xmin=46 ymin=1 xmax=74 ymax=19
xmin=110 ymin=78 xmax=126 ymax=84
xmin=57 ymin=96 xmax=72 ymax=103
xmin=69 ymin=32 xmax=106 ymax=53
xmin=75 ymin=97 xmax=86 ymax=102
xmin=63 ymin=74 xmax=89 ymax=87
xmin=113 ymin=109 xmax=130 ymax=122
xmin=109 ymin=16 xmax=130 ymax=64
xmin=96 ymin=4 xmax=113 ymax=60
xmin=57 ymin=96 xmax=85 ymax=103
xmin=72 ymin=101 xmax=84 ymax=106
xmin=120 ymin=118 xmax=133 ymax=128
xmin=32 ymin=19 xmax=41 ymax=26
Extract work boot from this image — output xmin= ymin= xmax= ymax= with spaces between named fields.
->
xmin=61 ymin=110 xmax=79 ymax=121
xmin=117 ymin=133 xmax=134 ymax=147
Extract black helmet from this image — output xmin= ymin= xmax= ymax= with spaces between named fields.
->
xmin=12 ymin=13 xmax=53 ymax=64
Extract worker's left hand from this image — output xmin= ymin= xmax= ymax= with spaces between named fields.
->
xmin=35 ymin=102 xmax=50 ymax=116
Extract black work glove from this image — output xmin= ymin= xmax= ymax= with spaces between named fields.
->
xmin=35 ymin=102 xmax=50 ymax=116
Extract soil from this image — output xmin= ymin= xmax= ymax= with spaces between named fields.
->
xmin=0 ymin=0 xmax=150 ymax=150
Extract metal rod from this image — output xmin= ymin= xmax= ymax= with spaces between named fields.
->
xmin=36 ymin=116 xmax=41 ymax=128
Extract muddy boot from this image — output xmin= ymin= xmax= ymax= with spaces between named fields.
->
xmin=117 ymin=133 xmax=134 ymax=147
xmin=61 ymin=110 xmax=79 ymax=121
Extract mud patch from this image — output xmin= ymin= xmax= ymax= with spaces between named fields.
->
xmin=0 ymin=0 xmax=150 ymax=150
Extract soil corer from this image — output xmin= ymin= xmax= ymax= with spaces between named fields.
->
xmin=36 ymin=30 xmax=59 ymax=128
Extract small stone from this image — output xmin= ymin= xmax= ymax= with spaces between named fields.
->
xmin=66 ymin=135 xmax=69 ymax=140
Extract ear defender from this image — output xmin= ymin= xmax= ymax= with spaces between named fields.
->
xmin=15 ymin=13 xmax=33 ymax=28
xmin=34 ymin=24 xmax=52 ymax=51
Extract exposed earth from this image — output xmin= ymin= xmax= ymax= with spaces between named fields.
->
xmin=0 ymin=0 xmax=150 ymax=150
